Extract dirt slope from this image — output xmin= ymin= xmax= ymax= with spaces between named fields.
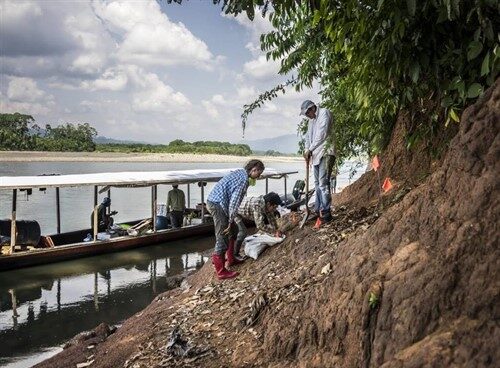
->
xmin=37 ymin=81 xmax=499 ymax=368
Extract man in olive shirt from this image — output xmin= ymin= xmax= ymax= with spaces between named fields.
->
xmin=167 ymin=185 xmax=186 ymax=228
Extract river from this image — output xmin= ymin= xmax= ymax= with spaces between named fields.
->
xmin=0 ymin=159 xmax=364 ymax=367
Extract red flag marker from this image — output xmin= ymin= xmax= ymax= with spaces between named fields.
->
xmin=382 ymin=177 xmax=393 ymax=193
xmin=372 ymin=155 xmax=380 ymax=172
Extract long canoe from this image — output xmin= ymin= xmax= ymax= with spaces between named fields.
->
xmin=0 ymin=168 xmax=298 ymax=271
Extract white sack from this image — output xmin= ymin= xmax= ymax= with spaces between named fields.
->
xmin=244 ymin=233 xmax=285 ymax=260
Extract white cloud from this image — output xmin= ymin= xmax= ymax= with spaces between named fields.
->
xmin=94 ymin=0 xmax=216 ymax=69
xmin=69 ymin=53 xmax=107 ymax=75
xmin=7 ymin=77 xmax=46 ymax=102
xmin=1 ymin=78 xmax=54 ymax=115
xmin=0 ymin=100 xmax=52 ymax=115
xmin=1 ymin=0 xmax=41 ymax=22
xmin=126 ymin=66 xmax=191 ymax=113
xmin=212 ymin=94 xmax=228 ymax=105
xmin=202 ymin=100 xmax=219 ymax=118
xmin=236 ymin=86 xmax=257 ymax=100
xmin=81 ymin=67 xmax=128 ymax=91
xmin=243 ymin=55 xmax=281 ymax=80
xmin=230 ymin=10 xmax=274 ymax=39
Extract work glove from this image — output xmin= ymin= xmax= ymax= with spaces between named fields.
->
xmin=222 ymin=224 xmax=232 ymax=236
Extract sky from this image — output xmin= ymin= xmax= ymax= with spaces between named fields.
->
xmin=0 ymin=0 xmax=320 ymax=144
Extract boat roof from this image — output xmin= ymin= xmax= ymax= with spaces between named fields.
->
xmin=0 ymin=168 xmax=297 ymax=189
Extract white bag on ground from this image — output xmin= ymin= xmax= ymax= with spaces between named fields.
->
xmin=244 ymin=233 xmax=285 ymax=260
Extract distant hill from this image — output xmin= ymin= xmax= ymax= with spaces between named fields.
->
xmin=94 ymin=136 xmax=146 ymax=145
xmin=241 ymin=134 xmax=299 ymax=154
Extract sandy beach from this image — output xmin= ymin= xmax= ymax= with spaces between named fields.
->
xmin=0 ymin=151 xmax=302 ymax=163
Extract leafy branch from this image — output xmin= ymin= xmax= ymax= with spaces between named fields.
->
xmin=241 ymin=77 xmax=297 ymax=137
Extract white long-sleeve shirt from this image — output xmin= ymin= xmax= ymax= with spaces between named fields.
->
xmin=305 ymin=107 xmax=335 ymax=165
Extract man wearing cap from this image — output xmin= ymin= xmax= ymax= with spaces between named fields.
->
xmin=90 ymin=197 xmax=117 ymax=232
xmin=300 ymin=100 xmax=335 ymax=226
xmin=229 ymin=192 xmax=283 ymax=265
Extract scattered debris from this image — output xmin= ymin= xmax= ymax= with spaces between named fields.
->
xmin=76 ymin=360 xmax=94 ymax=368
xmin=244 ymin=293 xmax=269 ymax=327
xmin=321 ymin=263 xmax=332 ymax=275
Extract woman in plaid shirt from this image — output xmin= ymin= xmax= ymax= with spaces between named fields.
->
xmin=207 ymin=159 xmax=265 ymax=280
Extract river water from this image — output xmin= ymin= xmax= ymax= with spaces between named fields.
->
xmin=0 ymin=159 xmax=364 ymax=367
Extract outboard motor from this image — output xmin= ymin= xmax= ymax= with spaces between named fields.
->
xmin=0 ymin=220 xmax=41 ymax=246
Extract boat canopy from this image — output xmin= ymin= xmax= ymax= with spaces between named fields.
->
xmin=0 ymin=168 xmax=297 ymax=190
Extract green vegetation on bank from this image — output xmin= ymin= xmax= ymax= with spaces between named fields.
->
xmin=96 ymin=140 xmax=252 ymax=156
xmin=0 ymin=113 xmax=252 ymax=156
xmin=187 ymin=0 xmax=498 ymax=164
xmin=0 ymin=113 xmax=97 ymax=152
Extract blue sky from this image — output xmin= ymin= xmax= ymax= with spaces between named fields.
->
xmin=0 ymin=0 xmax=319 ymax=144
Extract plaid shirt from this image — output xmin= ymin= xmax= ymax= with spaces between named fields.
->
xmin=207 ymin=169 xmax=248 ymax=222
xmin=236 ymin=196 xmax=278 ymax=233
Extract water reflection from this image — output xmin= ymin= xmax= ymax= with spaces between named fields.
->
xmin=0 ymin=235 xmax=213 ymax=367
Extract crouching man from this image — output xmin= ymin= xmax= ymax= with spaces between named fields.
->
xmin=206 ymin=160 xmax=265 ymax=280
xmin=230 ymin=192 xmax=283 ymax=264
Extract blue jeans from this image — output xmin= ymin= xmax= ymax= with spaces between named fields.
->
xmin=313 ymin=155 xmax=335 ymax=215
xmin=207 ymin=201 xmax=236 ymax=255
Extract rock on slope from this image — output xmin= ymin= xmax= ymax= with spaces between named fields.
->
xmin=36 ymin=81 xmax=499 ymax=368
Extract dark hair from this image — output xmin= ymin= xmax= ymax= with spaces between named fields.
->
xmin=244 ymin=159 xmax=265 ymax=173
xmin=263 ymin=192 xmax=283 ymax=206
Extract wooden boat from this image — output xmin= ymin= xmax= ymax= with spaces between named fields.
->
xmin=0 ymin=168 xmax=297 ymax=271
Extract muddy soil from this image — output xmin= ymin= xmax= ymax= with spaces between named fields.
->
xmin=36 ymin=80 xmax=499 ymax=368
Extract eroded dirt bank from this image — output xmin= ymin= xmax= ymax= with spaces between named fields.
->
xmin=37 ymin=81 xmax=499 ymax=368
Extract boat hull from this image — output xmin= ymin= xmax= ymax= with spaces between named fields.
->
xmin=0 ymin=223 xmax=214 ymax=272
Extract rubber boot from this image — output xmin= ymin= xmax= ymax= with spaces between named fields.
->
xmin=212 ymin=253 xmax=239 ymax=280
xmin=226 ymin=239 xmax=244 ymax=267
xmin=233 ymin=240 xmax=246 ymax=262
xmin=312 ymin=217 xmax=322 ymax=229
xmin=321 ymin=211 xmax=333 ymax=224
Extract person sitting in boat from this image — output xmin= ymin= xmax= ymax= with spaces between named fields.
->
xmin=90 ymin=197 xmax=117 ymax=232
xmin=167 ymin=185 xmax=186 ymax=229
xmin=206 ymin=159 xmax=265 ymax=280
xmin=232 ymin=192 xmax=284 ymax=262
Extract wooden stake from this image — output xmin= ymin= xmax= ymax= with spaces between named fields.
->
xmin=56 ymin=187 xmax=61 ymax=234
xmin=9 ymin=189 xmax=17 ymax=255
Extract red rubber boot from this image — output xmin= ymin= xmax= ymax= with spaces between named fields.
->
xmin=211 ymin=253 xmax=239 ymax=280
xmin=226 ymin=239 xmax=244 ymax=267
xmin=312 ymin=217 xmax=322 ymax=229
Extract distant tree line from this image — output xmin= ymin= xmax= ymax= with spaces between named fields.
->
xmin=0 ymin=113 xmax=97 ymax=151
xmin=97 ymin=139 xmax=252 ymax=156
xmin=0 ymin=113 xmax=252 ymax=155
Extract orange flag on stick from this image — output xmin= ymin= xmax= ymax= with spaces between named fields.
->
xmin=382 ymin=177 xmax=393 ymax=193
xmin=372 ymin=155 xmax=380 ymax=172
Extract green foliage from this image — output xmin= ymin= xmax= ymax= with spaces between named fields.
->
xmin=264 ymin=149 xmax=282 ymax=156
xmin=369 ymin=291 xmax=379 ymax=309
xmin=39 ymin=123 xmax=97 ymax=151
xmin=0 ymin=113 xmax=37 ymax=150
xmin=97 ymin=140 xmax=252 ymax=156
xmin=196 ymin=0 xmax=499 ymax=162
xmin=0 ymin=113 xmax=97 ymax=152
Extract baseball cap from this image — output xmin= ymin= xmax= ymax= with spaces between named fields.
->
xmin=300 ymin=100 xmax=315 ymax=115
xmin=264 ymin=192 xmax=283 ymax=206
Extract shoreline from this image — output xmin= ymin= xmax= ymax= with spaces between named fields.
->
xmin=0 ymin=151 xmax=302 ymax=163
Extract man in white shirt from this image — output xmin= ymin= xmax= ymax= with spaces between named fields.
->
xmin=300 ymin=100 xmax=336 ymax=226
